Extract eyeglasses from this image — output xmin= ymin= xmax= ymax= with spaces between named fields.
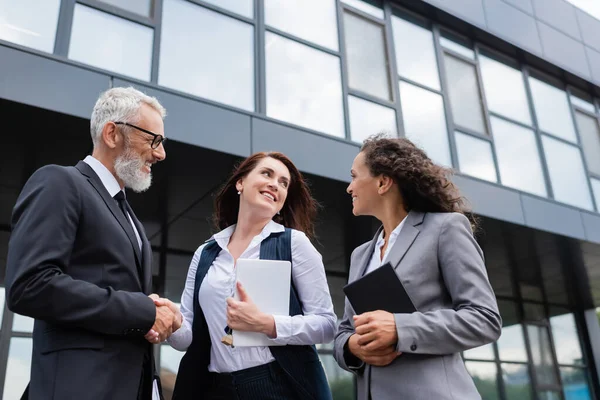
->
xmin=114 ymin=122 xmax=166 ymax=149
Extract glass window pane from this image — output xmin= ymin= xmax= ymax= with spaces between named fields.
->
xmin=12 ymin=313 xmax=34 ymax=333
xmin=550 ymin=310 xmax=584 ymax=366
xmin=392 ymin=16 xmax=440 ymax=90
xmin=498 ymin=324 xmax=528 ymax=362
xmin=479 ymin=55 xmax=531 ymax=126
xmin=444 ymin=54 xmax=486 ymax=133
xmin=319 ymin=353 xmax=355 ymax=399
xmin=159 ymin=0 xmax=254 ymax=111
xmin=98 ymin=0 xmax=152 ymax=17
xmin=68 ymin=4 xmax=153 ymax=81
xmin=529 ymin=78 xmax=577 ymax=143
xmin=265 ymin=0 xmax=338 ymax=51
xmin=539 ymin=391 xmax=561 ymax=400
xmin=561 ymin=367 xmax=592 ymax=400
xmin=592 ymin=178 xmax=600 ymax=211
xmin=523 ymin=303 xmax=545 ymax=322
xmin=399 ymin=82 xmax=451 ymax=166
xmin=348 ymin=96 xmax=397 ymax=143
xmin=491 ymin=117 xmax=547 ymax=197
xmin=527 ymin=325 xmax=559 ymax=386
xmin=3 ymin=338 xmax=32 ymax=400
xmin=520 ymin=283 xmax=544 ymax=302
xmin=440 ymin=36 xmax=475 ymax=60
xmin=542 ymin=135 xmax=593 ymax=210
xmin=266 ymin=32 xmax=345 ymax=138
xmin=343 ymin=12 xmax=391 ymax=100
xmin=160 ymin=344 xmax=184 ymax=399
xmin=564 ymin=0 xmax=600 ymax=20
xmin=464 ymin=343 xmax=495 ymax=360
xmin=0 ymin=0 xmax=61 ymax=53
xmin=502 ymin=363 xmax=533 ymax=400
xmin=575 ymin=111 xmax=600 ymax=176
xmin=202 ymin=0 xmax=254 ymax=18
xmin=342 ymin=0 xmax=384 ymax=19
xmin=570 ymin=94 xmax=596 ymax=114
xmin=455 ymin=132 xmax=497 ymax=182
xmin=465 ymin=361 xmax=499 ymax=400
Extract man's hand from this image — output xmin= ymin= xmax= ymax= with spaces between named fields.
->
xmin=347 ymin=333 xmax=400 ymax=367
xmin=353 ymin=310 xmax=399 ymax=352
xmin=153 ymin=297 xmax=183 ymax=332
xmin=226 ymin=282 xmax=276 ymax=337
xmin=144 ymin=294 xmax=176 ymax=344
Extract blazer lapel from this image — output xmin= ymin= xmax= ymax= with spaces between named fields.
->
xmin=75 ymin=162 xmax=143 ymax=269
xmin=356 ymin=226 xmax=383 ymax=278
xmin=129 ymin=210 xmax=153 ymax=294
xmin=386 ymin=210 xmax=425 ymax=270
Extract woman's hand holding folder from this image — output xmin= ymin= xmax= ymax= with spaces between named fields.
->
xmin=347 ymin=310 xmax=402 ymax=366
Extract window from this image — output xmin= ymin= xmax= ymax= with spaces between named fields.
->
xmin=160 ymin=343 xmax=184 ymax=398
xmin=564 ymin=0 xmax=600 ymax=20
xmin=3 ymin=338 xmax=32 ymax=400
xmin=348 ymin=96 xmax=397 ymax=143
xmin=527 ymin=325 xmax=559 ymax=386
xmin=159 ymin=0 xmax=254 ymax=111
xmin=574 ymin=111 xmax=600 ymax=176
xmin=529 ymin=78 xmax=577 ymax=143
xmin=479 ymin=55 xmax=531 ymax=126
xmin=542 ymin=135 xmax=593 ymax=210
xmin=342 ymin=0 xmax=384 ymax=19
xmin=12 ymin=314 xmax=34 ymax=333
xmin=98 ymin=0 xmax=153 ymax=17
xmin=550 ymin=311 xmax=584 ymax=366
xmin=399 ymin=82 xmax=451 ymax=166
xmin=502 ymin=363 xmax=533 ymax=400
xmin=464 ymin=343 xmax=495 ymax=361
xmin=440 ymin=34 xmax=475 ymax=60
xmin=592 ymin=178 xmax=600 ymax=211
xmin=391 ymin=16 xmax=440 ymax=90
xmin=343 ymin=11 xmax=392 ymax=101
xmin=265 ymin=0 xmax=338 ymax=51
xmin=491 ymin=117 xmax=547 ymax=197
xmin=69 ymin=4 xmax=154 ymax=81
xmin=560 ymin=367 xmax=592 ymax=400
xmin=443 ymin=54 xmax=487 ymax=134
xmin=266 ymin=32 xmax=345 ymax=138
xmin=455 ymin=132 xmax=497 ymax=182
xmin=465 ymin=361 xmax=500 ymax=400
xmin=0 ymin=0 xmax=61 ymax=53
xmin=202 ymin=0 xmax=254 ymax=18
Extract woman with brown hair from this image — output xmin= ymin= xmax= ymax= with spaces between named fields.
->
xmin=167 ymin=152 xmax=335 ymax=399
xmin=334 ymin=135 xmax=501 ymax=400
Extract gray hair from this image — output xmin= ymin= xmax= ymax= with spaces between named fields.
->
xmin=90 ymin=87 xmax=166 ymax=147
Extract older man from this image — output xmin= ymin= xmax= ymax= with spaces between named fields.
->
xmin=6 ymin=87 xmax=180 ymax=400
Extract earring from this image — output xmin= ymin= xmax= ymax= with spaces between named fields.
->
xmin=277 ymin=210 xmax=280 ymax=215
xmin=237 ymin=191 xmax=241 ymax=195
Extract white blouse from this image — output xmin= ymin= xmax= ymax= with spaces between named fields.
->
xmin=167 ymin=220 xmax=336 ymax=373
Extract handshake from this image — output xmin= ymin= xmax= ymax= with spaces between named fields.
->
xmin=145 ymin=294 xmax=183 ymax=344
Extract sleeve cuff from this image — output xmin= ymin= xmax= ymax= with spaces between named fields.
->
xmin=267 ymin=315 xmax=292 ymax=345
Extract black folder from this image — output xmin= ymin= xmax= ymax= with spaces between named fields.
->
xmin=343 ymin=262 xmax=416 ymax=315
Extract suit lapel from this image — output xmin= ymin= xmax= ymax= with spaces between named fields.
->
xmin=75 ymin=162 xmax=143 ymax=270
xmin=357 ymin=226 xmax=383 ymax=278
xmin=386 ymin=210 xmax=425 ymax=270
xmin=129 ymin=209 xmax=152 ymax=294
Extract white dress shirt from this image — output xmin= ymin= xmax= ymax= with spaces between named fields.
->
xmin=364 ymin=218 xmax=407 ymax=275
xmin=168 ymin=220 xmax=337 ymax=373
xmin=83 ymin=156 xmax=158 ymax=399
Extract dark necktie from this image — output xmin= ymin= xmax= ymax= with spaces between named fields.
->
xmin=114 ymin=190 xmax=129 ymax=220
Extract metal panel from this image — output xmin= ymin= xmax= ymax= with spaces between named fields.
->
xmin=113 ymin=79 xmax=252 ymax=157
xmin=0 ymin=45 xmax=109 ymax=119
xmin=521 ymin=194 xmax=587 ymax=240
xmin=576 ymin=8 xmax=600 ymax=53
xmin=421 ymin=0 xmax=487 ymax=28
xmin=452 ymin=175 xmax=525 ymax=225
xmin=582 ymin=212 xmax=600 ymax=244
xmin=482 ymin=0 xmax=543 ymax=55
xmin=537 ymin=22 xmax=591 ymax=79
xmin=251 ymin=118 xmax=358 ymax=182
xmin=585 ymin=46 xmax=600 ymax=86
xmin=500 ymin=0 xmax=533 ymax=15
xmin=531 ymin=0 xmax=581 ymax=40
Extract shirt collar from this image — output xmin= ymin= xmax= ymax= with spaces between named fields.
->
xmin=83 ymin=155 xmax=122 ymax=198
xmin=212 ymin=219 xmax=285 ymax=249
xmin=376 ymin=217 xmax=407 ymax=247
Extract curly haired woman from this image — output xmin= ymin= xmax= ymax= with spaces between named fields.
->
xmin=334 ymin=135 xmax=501 ymax=400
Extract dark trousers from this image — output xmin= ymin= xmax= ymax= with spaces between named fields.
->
xmin=206 ymin=361 xmax=300 ymax=400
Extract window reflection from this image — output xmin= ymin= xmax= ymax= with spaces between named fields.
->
xmin=342 ymin=0 xmax=384 ymax=19
xmin=202 ymin=0 xmax=254 ymax=18
xmin=159 ymin=0 xmax=255 ymax=111
xmin=440 ymin=35 xmax=475 ymax=60
xmin=343 ymin=12 xmax=392 ymax=101
xmin=399 ymin=82 xmax=451 ymax=166
xmin=12 ymin=313 xmax=34 ymax=333
xmin=561 ymin=367 xmax=592 ymax=400
xmin=3 ymin=338 xmax=32 ymax=400
xmin=574 ymin=111 xmax=600 ymax=176
xmin=527 ymin=325 xmax=559 ymax=386
xmin=542 ymin=135 xmax=593 ymax=210
xmin=455 ymin=131 xmax=497 ymax=182
xmin=592 ymin=178 xmax=600 ymax=211
xmin=0 ymin=0 xmax=61 ymax=53
xmin=570 ymin=94 xmax=595 ymax=114
xmin=464 ymin=342 xmax=495 ymax=361
xmin=501 ymin=363 xmax=533 ymax=400
xmin=550 ymin=310 xmax=584 ymax=366
xmin=348 ymin=96 xmax=397 ymax=144
xmin=491 ymin=117 xmax=547 ymax=197
xmin=98 ymin=0 xmax=152 ymax=17
xmin=479 ymin=55 xmax=531 ymax=126
xmin=529 ymin=78 xmax=577 ymax=143
xmin=465 ymin=361 xmax=499 ymax=400
xmin=266 ymin=32 xmax=345 ymax=138
xmin=265 ymin=0 xmax=338 ymax=51
xmin=391 ymin=16 xmax=440 ymax=90
xmin=69 ymin=4 xmax=154 ymax=81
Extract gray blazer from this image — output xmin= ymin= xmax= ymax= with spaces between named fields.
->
xmin=334 ymin=211 xmax=501 ymax=400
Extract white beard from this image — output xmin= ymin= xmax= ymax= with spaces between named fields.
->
xmin=114 ymin=145 xmax=152 ymax=193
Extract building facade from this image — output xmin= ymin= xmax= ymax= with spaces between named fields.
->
xmin=1 ymin=0 xmax=600 ymax=399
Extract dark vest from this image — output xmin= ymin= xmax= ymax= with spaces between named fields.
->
xmin=172 ymin=229 xmax=332 ymax=400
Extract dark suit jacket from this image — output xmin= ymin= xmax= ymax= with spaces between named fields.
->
xmin=6 ymin=161 xmax=158 ymax=400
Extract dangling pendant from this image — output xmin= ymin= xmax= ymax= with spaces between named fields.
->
xmin=221 ymin=326 xmax=234 ymax=347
